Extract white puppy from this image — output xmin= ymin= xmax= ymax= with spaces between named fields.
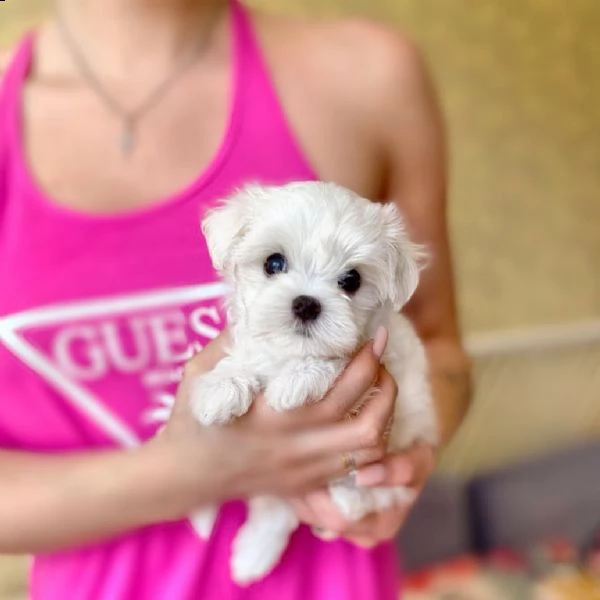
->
xmin=190 ymin=181 xmax=438 ymax=585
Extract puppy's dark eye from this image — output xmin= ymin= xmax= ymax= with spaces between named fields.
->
xmin=264 ymin=253 xmax=288 ymax=276
xmin=338 ymin=269 xmax=361 ymax=294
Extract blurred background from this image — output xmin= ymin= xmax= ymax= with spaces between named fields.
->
xmin=1 ymin=0 xmax=599 ymax=598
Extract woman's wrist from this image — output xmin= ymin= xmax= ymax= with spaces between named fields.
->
xmin=0 ymin=445 xmax=206 ymax=554
xmin=62 ymin=444 xmax=190 ymax=531
xmin=130 ymin=439 xmax=200 ymax=525
xmin=134 ymin=434 xmax=226 ymax=525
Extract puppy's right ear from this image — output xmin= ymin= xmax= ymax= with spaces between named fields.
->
xmin=201 ymin=187 xmax=254 ymax=273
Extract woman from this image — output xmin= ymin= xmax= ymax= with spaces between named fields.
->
xmin=0 ymin=0 xmax=471 ymax=598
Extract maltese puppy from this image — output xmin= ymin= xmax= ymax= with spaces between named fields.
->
xmin=190 ymin=181 xmax=438 ymax=584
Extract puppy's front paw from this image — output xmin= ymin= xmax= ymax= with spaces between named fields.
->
xmin=190 ymin=371 xmax=258 ymax=426
xmin=264 ymin=375 xmax=311 ymax=412
xmin=265 ymin=359 xmax=344 ymax=412
xmin=329 ymin=485 xmax=370 ymax=522
xmin=329 ymin=484 xmax=416 ymax=522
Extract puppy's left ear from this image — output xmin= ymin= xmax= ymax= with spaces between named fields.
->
xmin=379 ymin=203 xmax=426 ymax=311
xmin=201 ymin=185 xmax=260 ymax=273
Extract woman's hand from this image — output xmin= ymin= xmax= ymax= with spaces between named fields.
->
xmin=146 ymin=328 xmax=397 ymax=520
xmin=290 ymin=443 xmax=436 ymax=548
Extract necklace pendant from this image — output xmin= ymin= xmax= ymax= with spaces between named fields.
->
xmin=120 ymin=122 xmax=136 ymax=156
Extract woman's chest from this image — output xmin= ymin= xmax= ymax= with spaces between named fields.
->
xmin=22 ymin=74 xmax=382 ymax=216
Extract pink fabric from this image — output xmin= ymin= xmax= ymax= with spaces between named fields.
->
xmin=0 ymin=2 xmax=400 ymax=598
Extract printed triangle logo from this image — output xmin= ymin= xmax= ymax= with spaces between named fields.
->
xmin=0 ymin=282 xmax=228 ymax=449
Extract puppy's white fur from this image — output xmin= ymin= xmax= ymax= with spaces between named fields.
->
xmin=190 ymin=181 xmax=438 ymax=584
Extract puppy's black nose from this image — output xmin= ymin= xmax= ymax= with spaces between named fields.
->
xmin=292 ymin=295 xmax=322 ymax=322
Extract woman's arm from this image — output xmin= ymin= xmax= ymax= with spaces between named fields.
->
xmin=0 ymin=332 xmax=396 ymax=554
xmin=0 ymin=445 xmax=183 ymax=554
xmin=377 ymin=33 xmax=472 ymax=444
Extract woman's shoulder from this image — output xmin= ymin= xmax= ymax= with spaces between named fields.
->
xmin=254 ymin=9 xmax=422 ymax=70
xmin=253 ymin=9 xmax=431 ymax=126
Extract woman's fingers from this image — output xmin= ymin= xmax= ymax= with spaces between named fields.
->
xmin=297 ymin=491 xmax=408 ymax=547
xmin=290 ymin=490 xmax=407 ymax=547
xmin=276 ymin=446 xmax=381 ymax=494
xmin=343 ymin=506 xmax=408 ymax=547
xmin=356 ymin=443 xmax=436 ymax=488
xmin=318 ymin=345 xmax=382 ymax=421
xmin=277 ymin=366 xmax=399 ymax=494
xmin=286 ymin=366 xmax=397 ymax=479
xmin=346 ymin=367 xmax=397 ymax=448
xmin=290 ymin=491 xmax=348 ymax=539
xmin=287 ymin=498 xmax=317 ymax=523
xmin=301 ymin=490 xmax=348 ymax=531
xmin=291 ymin=361 xmax=397 ymax=452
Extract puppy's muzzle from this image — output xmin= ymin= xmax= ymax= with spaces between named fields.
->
xmin=292 ymin=295 xmax=322 ymax=323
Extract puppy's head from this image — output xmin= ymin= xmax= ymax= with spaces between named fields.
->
xmin=202 ymin=182 xmax=424 ymax=357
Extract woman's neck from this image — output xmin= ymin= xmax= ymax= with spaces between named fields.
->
xmin=52 ymin=0 xmax=224 ymax=78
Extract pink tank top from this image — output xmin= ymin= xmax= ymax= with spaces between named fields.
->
xmin=0 ymin=2 xmax=400 ymax=598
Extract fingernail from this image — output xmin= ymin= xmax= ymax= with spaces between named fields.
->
xmin=372 ymin=327 xmax=388 ymax=360
xmin=355 ymin=464 xmax=387 ymax=487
